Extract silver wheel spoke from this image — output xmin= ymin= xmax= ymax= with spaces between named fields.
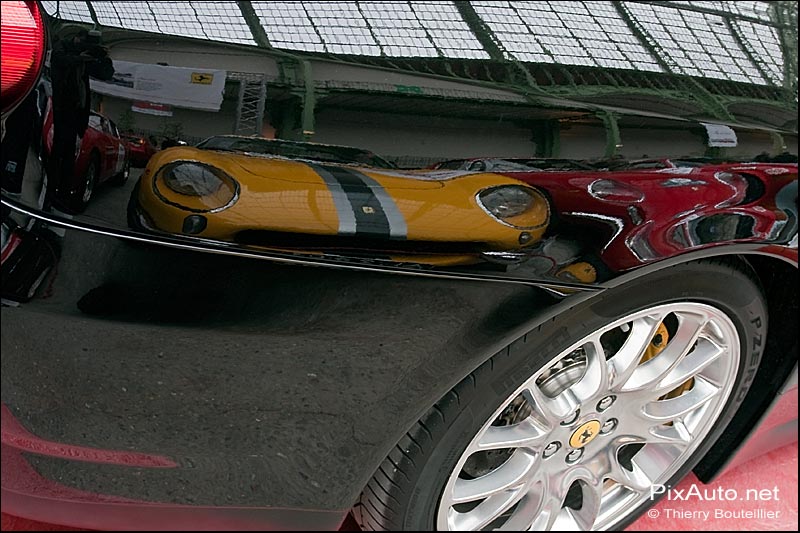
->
xmin=497 ymin=487 xmax=546 ymax=531
xmin=645 ymin=419 xmax=693 ymax=447
xmin=608 ymin=456 xmax=654 ymax=493
xmin=641 ymin=376 xmax=720 ymax=422
xmin=621 ymin=312 xmax=707 ymax=392
xmin=609 ymin=316 xmax=664 ymax=389
xmin=572 ymin=338 xmax=610 ymax=404
xmin=529 ymin=483 xmax=567 ymax=531
xmin=449 ymin=488 xmax=527 ymax=531
xmin=652 ymin=338 xmax=723 ymax=396
xmin=475 ymin=419 xmax=549 ymax=451
xmin=526 ymin=339 xmax=609 ymax=422
xmin=452 ymin=451 xmax=537 ymax=503
xmin=525 ymin=382 xmax=576 ymax=425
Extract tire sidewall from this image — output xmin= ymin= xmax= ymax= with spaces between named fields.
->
xmin=401 ymin=261 xmax=766 ymax=530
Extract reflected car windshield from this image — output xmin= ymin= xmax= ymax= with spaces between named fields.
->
xmin=197 ymin=136 xmax=395 ymax=169
xmin=485 ymin=159 xmax=537 ymax=171
xmin=440 ymin=158 xmax=593 ymax=171
xmin=516 ymin=159 xmax=594 ymax=171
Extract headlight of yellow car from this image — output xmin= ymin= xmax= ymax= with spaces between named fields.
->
xmin=154 ymin=161 xmax=239 ymax=212
xmin=477 ymin=185 xmax=548 ymax=230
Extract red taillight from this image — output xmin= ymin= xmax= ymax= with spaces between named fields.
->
xmin=1 ymin=1 xmax=46 ymax=115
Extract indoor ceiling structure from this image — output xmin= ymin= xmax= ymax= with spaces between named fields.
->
xmin=40 ymin=1 xmax=797 ymax=132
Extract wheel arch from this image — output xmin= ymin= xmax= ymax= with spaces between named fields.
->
xmin=354 ymin=253 xmax=778 ymax=530
xmin=350 ymin=248 xmax=798 ymax=511
xmin=694 ymin=253 xmax=798 ymax=481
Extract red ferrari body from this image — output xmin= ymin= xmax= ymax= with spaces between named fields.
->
xmin=497 ymin=163 xmax=798 ymax=271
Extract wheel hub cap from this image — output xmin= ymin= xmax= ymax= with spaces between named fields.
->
xmin=570 ymin=420 xmax=601 ymax=449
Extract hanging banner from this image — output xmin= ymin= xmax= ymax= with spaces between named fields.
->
xmin=701 ymin=122 xmax=738 ymax=148
xmin=90 ymin=60 xmax=226 ymax=112
xmin=132 ymin=101 xmax=173 ymax=117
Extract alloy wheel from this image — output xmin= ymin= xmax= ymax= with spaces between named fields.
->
xmin=83 ymin=161 xmax=96 ymax=203
xmin=436 ymin=302 xmax=740 ymax=531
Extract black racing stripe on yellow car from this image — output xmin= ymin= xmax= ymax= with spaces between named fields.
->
xmin=320 ymin=165 xmax=391 ymax=238
xmin=342 ymin=168 xmax=408 ymax=240
xmin=310 ymin=163 xmax=405 ymax=239
xmin=307 ymin=164 xmax=358 ymax=235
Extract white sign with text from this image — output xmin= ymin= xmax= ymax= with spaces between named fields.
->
xmin=90 ymin=60 xmax=226 ymax=112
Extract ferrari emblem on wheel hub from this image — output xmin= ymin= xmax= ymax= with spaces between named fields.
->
xmin=570 ymin=420 xmax=601 ymax=449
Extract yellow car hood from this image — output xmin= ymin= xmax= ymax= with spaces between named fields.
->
xmin=161 ymin=147 xmax=446 ymax=190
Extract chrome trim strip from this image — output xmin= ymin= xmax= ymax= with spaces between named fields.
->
xmin=480 ymin=250 xmax=533 ymax=264
xmin=0 ymin=196 xmax=600 ymax=292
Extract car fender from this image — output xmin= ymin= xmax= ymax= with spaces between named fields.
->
xmin=1 ymin=161 xmax=796 ymax=527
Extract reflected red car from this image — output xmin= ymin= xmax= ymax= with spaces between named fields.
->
xmin=121 ymin=133 xmax=157 ymax=167
xmin=492 ymin=163 xmax=797 ymax=273
xmin=43 ymin=107 xmax=130 ymax=211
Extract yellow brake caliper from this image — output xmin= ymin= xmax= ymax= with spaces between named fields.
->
xmin=639 ymin=323 xmax=694 ymax=399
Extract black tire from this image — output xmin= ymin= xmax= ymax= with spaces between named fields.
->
xmin=73 ymin=152 xmax=99 ymax=213
xmin=356 ymin=258 xmax=767 ymax=531
xmin=126 ymin=180 xmax=144 ymax=231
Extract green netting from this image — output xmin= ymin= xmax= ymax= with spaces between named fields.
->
xmin=624 ymin=2 xmax=766 ymax=84
xmin=40 ymin=0 xmax=795 ymax=91
xmin=473 ymin=1 xmax=664 ymax=72
xmin=41 ymin=0 xmax=93 ymax=23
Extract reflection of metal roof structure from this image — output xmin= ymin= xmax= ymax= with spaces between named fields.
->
xmin=42 ymin=1 xmax=797 ymax=131
xmin=252 ymin=1 xmax=489 ymax=58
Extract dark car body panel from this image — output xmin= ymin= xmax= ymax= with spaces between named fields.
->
xmin=1 ymin=4 xmax=797 ymax=528
xmin=723 ymin=366 xmax=798 ymax=471
xmin=1 ymin=194 xmax=797 ymax=529
xmin=2 ymin=153 xmax=797 ymax=531
xmin=0 ymin=218 xmax=565 ymax=519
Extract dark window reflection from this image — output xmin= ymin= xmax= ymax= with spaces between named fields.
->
xmin=196 ymin=136 xmax=396 ymax=169
xmin=679 ymin=213 xmax=757 ymax=246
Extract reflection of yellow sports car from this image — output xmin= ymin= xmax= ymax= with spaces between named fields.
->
xmin=129 ymin=136 xmax=550 ymax=266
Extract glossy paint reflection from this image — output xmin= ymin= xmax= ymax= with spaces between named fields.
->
xmin=4 ymin=145 xmax=796 ymax=295
xmin=497 ymin=164 xmax=798 ymax=273
xmin=1 ymin=218 xmax=559 ymax=513
xmin=1 ymin=16 xmax=798 ymax=528
xmin=2 ymin=65 xmax=797 ymax=291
